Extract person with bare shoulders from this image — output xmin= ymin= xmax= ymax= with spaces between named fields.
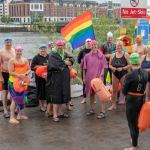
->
xmin=0 ymin=36 xmax=15 ymax=118
xmin=108 ymin=41 xmax=130 ymax=110
xmin=141 ymin=45 xmax=150 ymax=101
xmin=8 ymin=46 xmax=30 ymax=124
xmin=131 ymin=36 xmax=146 ymax=58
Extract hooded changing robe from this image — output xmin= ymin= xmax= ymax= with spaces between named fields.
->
xmin=46 ymin=51 xmax=73 ymax=104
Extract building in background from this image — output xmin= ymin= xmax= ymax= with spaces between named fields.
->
xmin=99 ymin=0 xmax=120 ymax=18
xmin=9 ymin=0 xmax=108 ymax=23
xmin=0 ymin=0 xmax=11 ymax=17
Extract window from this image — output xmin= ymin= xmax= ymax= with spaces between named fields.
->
xmin=30 ymin=3 xmax=43 ymax=11
xmin=34 ymin=4 xmax=39 ymax=10
xmin=40 ymin=4 xmax=42 ymax=9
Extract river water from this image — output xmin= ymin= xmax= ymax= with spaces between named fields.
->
xmin=0 ymin=32 xmax=50 ymax=59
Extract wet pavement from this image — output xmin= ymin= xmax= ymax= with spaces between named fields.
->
xmin=0 ymin=97 xmax=149 ymax=150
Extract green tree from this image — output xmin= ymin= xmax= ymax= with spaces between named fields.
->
xmin=93 ymin=17 xmax=136 ymax=45
xmin=93 ymin=16 xmax=120 ymax=45
xmin=1 ymin=15 xmax=11 ymax=24
xmin=31 ymin=20 xmax=57 ymax=41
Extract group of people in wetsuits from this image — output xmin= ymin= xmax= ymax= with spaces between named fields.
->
xmin=0 ymin=32 xmax=149 ymax=150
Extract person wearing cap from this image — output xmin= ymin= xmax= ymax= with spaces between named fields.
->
xmin=80 ymin=40 xmax=108 ymax=119
xmin=48 ymin=41 xmax=55 ymax=53
xmin=0 ymin=36 xmax=15 ymax=118
xmin=77 ymin=38 xmax=92 ymax=104
xmin=46 ymin=39 xmax=74 ymax=122
xmin=123 ymin=53 xmax=150 ymax=150
xmin=141 ymin=45 xmax=150 ymax=101
xmin=31 ymin=45 xmax=49 ymax=112
xmin=102 ymin=32 xmax=116 ymax=85
xmin=8 ymin=46 xmax=30 ymax=124
xmin=108 ymin=41 xmax=130 ymax=110
xmin=131 ymin=36 xmax=146 ymax=58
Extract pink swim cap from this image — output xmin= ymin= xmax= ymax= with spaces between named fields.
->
xmin=15 ymin=46 xmax=23 ymax=51
xmin=91 ymin=40 xmax=97 ymax=45
xmin=56 ymin=39 xmax=65 ymax=46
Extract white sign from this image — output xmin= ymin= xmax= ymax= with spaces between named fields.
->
xmin=121 ymin=0 xmax=147 ymax=19
xmin=121 ymin=0 xmax=147 ymax=8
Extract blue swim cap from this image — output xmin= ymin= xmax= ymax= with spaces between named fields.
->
xmin=4 ymin=36 xmax=12 ymax=41
xmin=39 ymin=44 xmax=47 ymax=49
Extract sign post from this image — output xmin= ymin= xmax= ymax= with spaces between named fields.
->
xmin=120 ymin=0 xmax=147 ymax=19
xmin=137 ymin=20 xmax=149 ymax=45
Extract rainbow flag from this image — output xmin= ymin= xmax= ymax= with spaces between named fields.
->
xmin=61 ymin=10 xmax=95 ymax=50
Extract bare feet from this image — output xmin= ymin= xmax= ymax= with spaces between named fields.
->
xmin=108 ymin=105 xmax=116 ymax=111
xmin=124 ymin=147 xmax=137 ymax=150
xmin=9 ymin=118 xmax=20 ymax=125
xmin=17 ymin=115 xmax=28 ymax=120
xmin=81 ymin=98 xmax=86 ymax=104
xmin=118 ymin=99 xmax=125 ymax=105
xmin=67 ymin=105 xmax=73 ymax=111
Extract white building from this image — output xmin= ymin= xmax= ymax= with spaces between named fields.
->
xmin=0 ymin=0 xmax=12 ymax=17
xmin=0 ymin=3 xmax=3 ymax=16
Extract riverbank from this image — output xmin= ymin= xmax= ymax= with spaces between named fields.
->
xmin=0 ymin=22 xmax=67 ymax=32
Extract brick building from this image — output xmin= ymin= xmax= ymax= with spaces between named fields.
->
xmin=9 ymin=0 xmax=107 ymax=23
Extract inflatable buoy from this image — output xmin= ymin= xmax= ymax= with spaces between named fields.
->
xmin=14 ymin=77 xmax=30 ymax=93
xmin=138 ymin=102 xmax=150 ymax=132
xmin=70 ymin=68 xmax=77 ymax=78
xmin=91 ymin=78 xmax=111 ymax=102
xmin=0 ymin=82 xmax=3 ymax=91
xmin=36 ymin=66 xmax=47 ymax=78
xmin=118 ymin=83 xmax=122 ymax=91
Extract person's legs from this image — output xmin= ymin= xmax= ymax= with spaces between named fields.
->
xmin=45 ymin=103 xmax=53 ymax=117
xmin=17 ymin=110 xmax=28 ymax=120
xmin=81 ymin=83 xmax=86 ymax=104
xmin=145 ymin=82 xmax=150 ymax=101
xmin=90 ymin=95 xmax=95 ymax=110
xmin=9 ymin=100 xmax=19 ymax=124
xmin=2 ymin=90 xmax=9 ymax=114
xmin=118 ymin=76 xmax=126 ymax=105
xmin=108 ymin=74 xmax=119 ymax=110
xmin=2 ymin=72 xmax=10 ymax=117
xmin=53 ymin=104 xmax=59 ymax=122
xmin=125 ymin=95 xmax=143 ymax=149
xmin=97 ymin=101 xmax=106 ymax=119
xmin=103 ymin=68 xmax=108 ymax=85
xmin=87 ymin=95 xmax=95 ymax=116
xmin=39 ymin=100 xmax=46 ymax=112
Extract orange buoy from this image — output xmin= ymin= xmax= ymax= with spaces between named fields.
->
xmin=0 ymin=82 xmax=3 ymax=91
xmin=118 ymin=83 xmax=122 ymax=91
xmin=14 ymin=77 xmax=30 ymax=93
xmin=70 ymin=68 xmax=77 ymax=78
xmin=91 ymin=78 xmax=111 ymax=102
xmin=36 ymin=66 xmax=47 ymax=78
xmin=138 ymin=102 xmax=150 ymax=132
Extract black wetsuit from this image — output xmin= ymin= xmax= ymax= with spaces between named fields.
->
xmin=123 ymin=68 xmax=149 ymax=147
xmin=77 ymin=48 xmax=91 ymax=98
xmin=103 ymin=42 xmax=116 ymax=85
xmin=111 ymin=53 xmax=128 ymax=80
